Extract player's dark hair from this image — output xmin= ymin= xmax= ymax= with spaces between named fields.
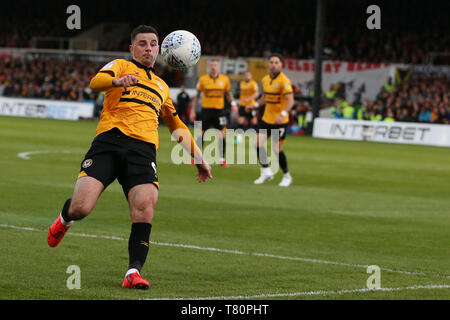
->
xmin=131 ymin=25 xmax=159 ymax=43
xmin=269 ymin=53 xmax=283 ymax=62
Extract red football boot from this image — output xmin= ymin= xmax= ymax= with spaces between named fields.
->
xmin=47 ymin=215 xmax=72 ymax=248
xmin=220 ymin=159 xmax=229 ymax=168
xmin=122 ymin=270 xmax=150 ymax=289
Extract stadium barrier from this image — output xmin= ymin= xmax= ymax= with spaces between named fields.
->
xmin=0 ymin=96 xmax=94 ymax=120
xmin=312 ymin=118 xmax=450 ymax=147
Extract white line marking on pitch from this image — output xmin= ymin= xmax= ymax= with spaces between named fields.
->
xmin=1 ymin=223 xmax=449 ymax=280
xmin=16 ymin=150 xmax=173 ymax=163
xmin=18 ymin=151 xmax=50 ymax=160
xmin=17 ymin=150 xmax=76 ymax=160
xmin=147 ymin=284 xmax=450 ymax=300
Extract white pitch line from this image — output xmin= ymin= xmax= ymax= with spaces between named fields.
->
xmin=1 ymin=223 xmax=449 ymax=280
xmin=17 ymin=150 xmax=50 ymax=160
xmin=17 ymin=150 xmax=78 ymax=160
xmin=16 ymin=150 xmax=174 ymax=164
xmin=147 ymin=284 xmax=450 ymax=300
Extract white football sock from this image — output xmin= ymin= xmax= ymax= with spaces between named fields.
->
xmin=126 ymin=268 xmax=139 ymax=277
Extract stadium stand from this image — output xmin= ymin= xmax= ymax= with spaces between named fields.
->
xmin=327 ymin=73 xmax=450 ymax=124
xmin=1 ymin=1 xmax=448 ymax=63
xmin=0 ymin=56 xmax=99 ymax=101
xmin=0 ymin=0 xmax=448 ymax=127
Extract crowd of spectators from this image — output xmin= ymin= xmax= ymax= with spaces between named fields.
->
xmin=0 ymin=1 xmax=448 ymax=64
xmin=1 ymin=0 xmax=448 ymax=127
xmin=0 ymin=57 xmax=100 ymax=101
xmin=328 ymin=73 xmax=450 ymax=125
xmin=1 ymin=54 xmax=449 ymax=126
xmin=0 ymin=55 xmax=180 ymax=102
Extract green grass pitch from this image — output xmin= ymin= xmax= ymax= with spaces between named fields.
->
xmin=0 ymin=116 xmax=449 ymax=300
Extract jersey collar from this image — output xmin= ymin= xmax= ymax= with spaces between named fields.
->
xmin=130 ymin=59 xmax=155 ymax=79
xmin=209 ymin=73 xmax=220 ymax=80
xmin=270 ymin=71 xmax=281 ymax=80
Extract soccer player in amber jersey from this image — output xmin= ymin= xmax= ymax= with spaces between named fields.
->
xmin=236 ymin=71 xmax=259 ymax=133
xmin=247 ymin=53 xmax=294 ymax=187
xmin=47 ymin=25 xmax=212 ymax=289
xmin=189 ymin=59 xmax=238 ymax=167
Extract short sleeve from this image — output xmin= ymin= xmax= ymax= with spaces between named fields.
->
xmin=281 ymin=78 xmax=293 ymax=95
xmin=196 ymin=79 xmax=204 ymax=92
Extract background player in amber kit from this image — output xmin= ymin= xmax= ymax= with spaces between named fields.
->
xmin=247 ymin=53 xmax=294 ymax=187
xmin=47 ymin=25 xmax=212 ymax=289
xmin=189 ymin=59 xmax=238 ymax=167
xmin=235 ymin=71 xmax=259 ymax=142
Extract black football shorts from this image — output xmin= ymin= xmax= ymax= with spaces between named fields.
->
xmin=78 ymin=128 xmax=158 ymax=197
xmin=238 ymin=106 xmax=256 ymax=119
xmin=200 ymin=108 xmax=227 ymax=131
xmin=257 ymin=120 xmax=288 ymax=142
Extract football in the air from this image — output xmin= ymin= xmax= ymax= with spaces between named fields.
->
xmin=160 ymin=30 xmax=201 ymax=71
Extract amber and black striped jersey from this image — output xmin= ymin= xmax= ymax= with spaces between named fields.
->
xmin=239 ymin=79 xmax=259 ymax=107
xmin=90 ymin=59 xmax=181 ymax=150
xmin=261 ymin=72 xmax=293 ymax=125
xmin=196 ymin=74 xmax=231 ymax=109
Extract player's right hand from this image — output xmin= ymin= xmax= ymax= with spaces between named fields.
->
xmin=113 ymin=75 xmax=139 ymax=88
xmin=245 ymin=101 xmax=258 ymax=112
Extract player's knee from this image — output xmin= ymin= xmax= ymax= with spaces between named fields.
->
xmin=128 ymin=184 xmax=158 ymax=223
xmin=69 ymin=202 xmax=93 ymax=220
xmin=131 ymin=204 xmax=155 ymax=223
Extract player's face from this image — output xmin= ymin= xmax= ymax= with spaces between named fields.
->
xmin=130 ymin=33 xmax=159 ymax=67
xmin=209 ymin=61 xmax=220 ymax=75
xmin=244 ymin=71 xmax=252 ymax=81
xmin=269 ymin=56 xmax=282 ymax=74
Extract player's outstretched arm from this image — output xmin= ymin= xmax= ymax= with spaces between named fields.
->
xmin=163 ymin=114 xmax=212 ymax=182
xmin=90 ymin=73 xmax=139 ymax=92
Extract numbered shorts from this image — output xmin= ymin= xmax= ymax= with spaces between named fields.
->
xmin=78 ymin=128 xmax=158 ymax=197
xmin=200 ymin=108 xmax=227 ymax=131
xmin=238 ymin=106 xmax=257 ymax=119
xmin=258 ymin=120 xmax=288 ymax=143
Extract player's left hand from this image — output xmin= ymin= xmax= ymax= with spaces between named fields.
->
xmin=245 ymin=105 xmax=253 ymax=112
xmin=195 ymin=158 xmax=212 ymax=183
xmin=274 ymin=115 xmax=285 ymax=124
